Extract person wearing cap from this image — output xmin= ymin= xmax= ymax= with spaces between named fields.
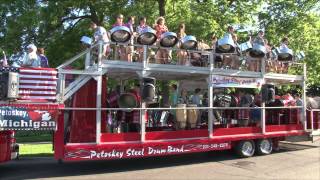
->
xmin=22 ymin=44 xmax=40 ymax=67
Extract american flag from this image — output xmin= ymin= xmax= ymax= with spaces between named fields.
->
xmin=18 ymin=68 xmax=57 ymax=101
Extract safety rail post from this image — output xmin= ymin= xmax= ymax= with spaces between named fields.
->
xmin=302 ymin=63 xmax=307 ymax=131
xmin=57 ymin=73 xmax=66 ymax=103
xmin=261 ymin=56 xmax=266 ymax=134
xmin=84 ymin=47 xmax=91 ymax=69
xmin=208 ymin=51 xmax=214 ymax=138
xmin=140 ymin=45 xmax=148 ymax=142
xmin=96 ymin=41 xmax=103 ymax=144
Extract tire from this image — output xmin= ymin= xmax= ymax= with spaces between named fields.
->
xmin=255 ymin=139 xmax=273 ymax=155
xmin=235 ymin=140 xmax=255 ymax=158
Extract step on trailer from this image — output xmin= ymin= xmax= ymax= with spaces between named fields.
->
xmin=0 ymin=39 xmax=319 ymax=163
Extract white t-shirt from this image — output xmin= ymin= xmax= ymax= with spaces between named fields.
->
xmin=94 ymin=26 xmax=109 ymax=43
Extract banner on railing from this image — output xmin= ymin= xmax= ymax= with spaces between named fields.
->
xmin=0 ymin=106 xmax=58 ymax=130
xmin=211 ymin=75 xmax=264 ymax=88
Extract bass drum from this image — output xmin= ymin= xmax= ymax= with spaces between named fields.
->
xmin=187 ymin=104 xmax=198 ymax=129
xmin=118 ymin=93 xmax=139 ymax=112
xmin=176 ymin=104 xmax=187 ymax=130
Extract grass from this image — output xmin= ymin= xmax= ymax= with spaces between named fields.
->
xmin=15 ymin=131 xmax=53 ymax=143
xmin=16 ymin=133 xmax=52 ymax=143
xmin=19 ymin=143 xmax=54 ymax=157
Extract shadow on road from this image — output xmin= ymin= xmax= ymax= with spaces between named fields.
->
xmin=0 ymin=142 xmax=318 ymax=180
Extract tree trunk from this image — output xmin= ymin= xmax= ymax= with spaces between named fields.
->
xmin=158 ymin=0 xmax=166 ymax=16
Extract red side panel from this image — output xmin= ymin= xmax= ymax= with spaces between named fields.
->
xmin=0 ymin=131 xmax=10 ymax=163
xmin=69 ymin=77 xmax=107 ymax=143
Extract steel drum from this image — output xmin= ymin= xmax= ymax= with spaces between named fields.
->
xmin=80 ymin=36 xmax=92 ymax=46
xmin=180 ymin=35 xmax=197 ymax=50
xmin=249 ymin=43 xmax=267 ymax=58
xmin=110 ymin=26 xmax=131 ymax=43
xmin=137 ymin=27 xmax=157 ymax=45
xmin=187 ymin=104 xmax=198 ymax=128
xmin=239 ymin=41 xmax=252 ymax=52
xmin=216 ymin=34 xmax=235 ymax=53
xmin=278 ymin=46 xmax=293 ymax=61
xmin=176 ymin=104 xmax=187 ymax=129
xmin=160 ymin=32 xmax=178 ymax=47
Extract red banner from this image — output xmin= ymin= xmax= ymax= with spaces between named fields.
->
xmin=64 ymin=141 xmax=231 ymax=160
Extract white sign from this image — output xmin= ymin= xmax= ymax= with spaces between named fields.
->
xmin=211 ymin=75 xmax=264 ymax=88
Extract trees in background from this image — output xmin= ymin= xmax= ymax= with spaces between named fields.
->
xmin=0 ymin=0 xmax=319 ymax=86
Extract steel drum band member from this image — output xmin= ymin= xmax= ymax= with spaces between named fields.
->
xmin=154 ymin=16 xmax=169 ymax=64
xmin=136 ymin=17 xmax=149 ymax=62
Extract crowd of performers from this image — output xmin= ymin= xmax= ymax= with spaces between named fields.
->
xmin=106 ymin=80 xmax=303 ymax=133
xmin=90 ymin=14 xmax=294 ymax=73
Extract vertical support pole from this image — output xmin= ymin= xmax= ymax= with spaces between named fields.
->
xmin=143 ymin=45 xmax=148 ymax=68
xmin=140 ymin=45 xmax=148 ymax=142
xmin=208 ymin=51 xmax=214 ymax=138
xmin=96 ymin=75 xmax=102 ymax=144
xmin=261 ymin=56 xmax=266 ymax=134
xmin=58 ymin=73 xmax=65 ymax=103
xmin=141 ymin=102 xmax=146 ymax=142
xmin=96 ymin=40 xmax=103 ymax=144
xmin=97 ymin=41 xmax=103 ymax=67
xmin=302 ymin=63 xmax=307 ymax=131
xmin=261 ymin=102 xmax=266 ymax=134
xmin=85 ymin=48 xmax=91 ymax=69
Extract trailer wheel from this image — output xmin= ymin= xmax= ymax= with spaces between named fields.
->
xmin=256 ymin=139 xmax=273 ymax=155
xmin=235 ymin=140 xmax=255 ymax=158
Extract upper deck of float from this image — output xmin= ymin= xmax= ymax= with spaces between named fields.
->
xmin=99 ymin=59 xmax=304 ymax=84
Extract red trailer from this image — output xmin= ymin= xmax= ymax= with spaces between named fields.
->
xmin=0 ymin=130 xmax=18 ymax=163
xmin=0 ymin=41 xmax=319 ymax=163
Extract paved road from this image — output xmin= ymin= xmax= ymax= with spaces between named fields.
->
xmin=1 ymin=141 xmax=319 ymax=180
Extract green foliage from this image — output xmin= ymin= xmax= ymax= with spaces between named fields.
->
xmin=0 ymin=0 xmax=319 ymax=86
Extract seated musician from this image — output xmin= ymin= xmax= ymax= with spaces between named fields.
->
xmin=154 ymin=17 xmax=170 ymax=64
xmin=112 ymin=14 xmax=127 ymax=61
xmin=177 ymin=23 xmax=188 ymax=65
xmin=136 ymin=17 xmax=149 ymax=62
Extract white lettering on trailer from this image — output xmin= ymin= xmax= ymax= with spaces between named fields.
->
xmin=0 ymin=120 xmax=56 ymax=129
xmin=167 ymin=146 xmax=184 ymax=153
xmin=0 ymin=109 xmax=27 ymax=118
xmin=148 ymin=147 xmax=167 ymax=155
xmin=90 ymin=150 xmax=124 ymax=159
xmin=126 ymin=148 xmax=144 ymax=157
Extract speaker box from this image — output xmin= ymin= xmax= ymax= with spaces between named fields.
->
xmin=262 ymin=84 xmax=275 ymax=103
xmin=142 ymin=77 xmax=156 ymax=102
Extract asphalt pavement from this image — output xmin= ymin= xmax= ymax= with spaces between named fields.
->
xmin=0 ymin=140 xmax=319 ymax=180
